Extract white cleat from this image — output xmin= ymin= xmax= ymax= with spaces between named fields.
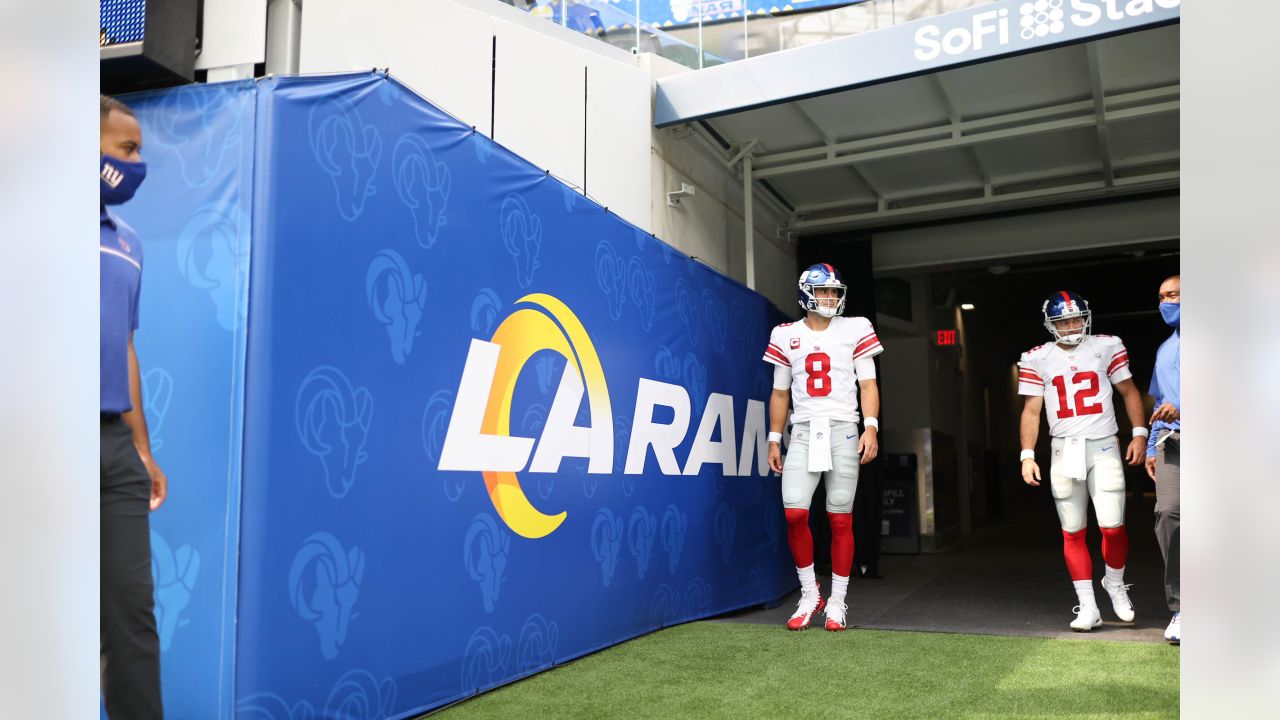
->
xmin=1164 ymin=612 xmax=1180 ymax=644
xmin=786 ymin=587 xmax=826 ymax=631
xmin=1070 ymin=604 xmax=1102 ymax=632
xmin=824 ymin=599 xmax=848 ymax=632
xmin=1101 ymin=577 xmax=1135 ymax=623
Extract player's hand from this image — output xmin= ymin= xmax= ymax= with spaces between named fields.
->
xmin=1124 ymin=437 xmax=1146 ymax=466
xmin=1021 ymin=458 xmax=1041 ymax=487
xmin=1145 ymin=455 xmax=1157 ymax=481
xmin=140 ymin=452 xmax=168 ymax=511
xmin=1150 ymin=402 xmax=1180 ymax=424
xmin=858 ymin=428 xmax=878 ymax=465
xmin=768 ymin=442 xmax=784 ymax=475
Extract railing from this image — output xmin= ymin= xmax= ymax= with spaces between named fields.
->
xmin=503 ymin=1 xmax=1000 ymax=70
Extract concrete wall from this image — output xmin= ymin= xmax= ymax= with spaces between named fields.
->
xmin=292 ymin=0 xmax=797 ymax=311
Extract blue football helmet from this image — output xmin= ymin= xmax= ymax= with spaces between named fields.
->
xmin=1042 ymin=290 xmax=1092 ymax=345
xmin=798 ymin=263 xmax=846 ymax=318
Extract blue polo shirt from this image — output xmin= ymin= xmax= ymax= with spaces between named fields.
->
xmin=100 ymin=207 xmax=143 ymax=413
xmin=1147 ymin=327 xmax=1180 ymax=457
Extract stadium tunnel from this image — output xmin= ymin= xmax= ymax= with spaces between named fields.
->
xmin=656 ymin=16 xmax=1179 ymax=567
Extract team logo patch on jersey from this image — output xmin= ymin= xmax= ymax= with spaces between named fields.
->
xmin=790 ymin=338 xmax=801 ymax=349
xmin=118 ymin=236 xmax=131 ymax=253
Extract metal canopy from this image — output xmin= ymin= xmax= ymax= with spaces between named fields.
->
xmin=689 ymin=22 xmax=1178 ymax=237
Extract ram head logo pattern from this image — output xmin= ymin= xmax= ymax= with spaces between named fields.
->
xmin=295 ymin=366 xmax=374 ymax=499
xmin=365 ymin=249 xmax=427 ymax=364
xmin=628 ymin=505 xmax=657 ymax=580
xmin=516 ymin=614 xmax=560 ymax=673
xmin=150 ymin=530 xmax=199 ymax=652
xmin=591 ymin=507 xmax=623 ymax=587
xmin=500 ymin=194 xmax=542 ymax=288
xmin=141 ymin=368 xmax=173 ymax=453
xmin=661 ymin=505 xmax=688 ymax=574
xmin=714 ymin=502 xmax=737 ymax=565
xmin=146 ymin=84 xmax=247 ymax=188
xmin=288 ymin=532 xmax=365 ymax=660
xmin=309 ymin=96 xmax=382 ymax=221
xmin=469 ymin=288 xmax=503 ymax=335
xmin=461 ymin=626 xmax=512 ymax=692
xmin=627 ymin=257 xmax=657 ymax=331
xmin=595 ymin=240 xmax=626 ymax=321
xmin=393 ymin=134 xmax=451 ymax=249
xmin=323 ymin=668 xmax=399 ymax=719
xmin=176 ymin=202 xmax=250 ymax=332
xmin=465 ymin=514 xmax=511 ymax=613
xmin=420 ymin=390 xmax=463 ymax=501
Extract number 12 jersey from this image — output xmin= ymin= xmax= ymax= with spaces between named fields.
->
xmin=763 ymin=316 xmax=883 ymax=423
xmin=1018 ymin=335 xmax=1132 ymax=439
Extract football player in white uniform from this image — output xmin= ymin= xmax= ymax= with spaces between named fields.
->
xmin=1018 ymin=291 xmax=1148 ymax=631
xmin=763 ymin=263 xmax=882 ymax=631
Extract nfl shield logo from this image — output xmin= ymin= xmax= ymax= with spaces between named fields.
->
xmin=790 ymin=338 xmax=801 ymax=349
xmin=118 ymin=236 xmax=130 ymax=253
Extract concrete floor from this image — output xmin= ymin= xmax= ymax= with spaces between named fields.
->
xmin=712 ymin=492 xmax=1177 ymax=643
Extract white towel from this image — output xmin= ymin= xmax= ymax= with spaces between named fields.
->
xmin=807 ymin=417 xmax=833 ymax=473
xmin=1060 ymin=436 xmax=1087 ymax=481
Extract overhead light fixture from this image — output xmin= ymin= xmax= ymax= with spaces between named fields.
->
xmin=960 ymin=303 xmax=975 ymax=311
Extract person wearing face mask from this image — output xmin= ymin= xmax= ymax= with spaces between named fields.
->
xmin=1146 ymin=274 xmax=1180 ymax=645
xmin=100 ymin=94 xmax=166 ymax=719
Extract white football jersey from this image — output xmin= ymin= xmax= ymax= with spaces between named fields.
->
xmin=1018 ymin=334 xmax=1133 ymax=439
xmin=763 ymin=316 xmax=883 ymax=423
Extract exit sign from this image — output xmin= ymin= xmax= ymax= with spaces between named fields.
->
xmin=935 ymin=329 xmax=958 ymax=346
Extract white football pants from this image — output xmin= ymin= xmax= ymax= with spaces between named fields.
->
xmin=1049 ymin=435 xmax=1126 ymax=532
xmin=782 ymin=420 xmax=860 ymax=513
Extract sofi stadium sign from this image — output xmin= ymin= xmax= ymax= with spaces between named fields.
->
xmin=437 ymin=294 xmax=769 ymax=539
xmin=914 ymin=0 xmax=1180 ymax=62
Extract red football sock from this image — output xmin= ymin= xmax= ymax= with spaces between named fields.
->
xmin=1099 ymin=525 xmax=1129 ymax=570
xmin=1062 ymin=528 xmax=1092 ymax=581
xmin=827 ymin=511 xmax=854 ymax=577
xmin=784 ymin=508 xmax=814 ymax=568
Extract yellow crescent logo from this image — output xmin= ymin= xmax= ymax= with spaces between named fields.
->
xmin=481 ymin=294 xmax=611 ymax=538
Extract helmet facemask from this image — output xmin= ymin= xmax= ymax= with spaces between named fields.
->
xmin=1045 ymin=311 xmax=1091 ymax=346
xmin=801 ymin=283 xmax=846 ymax=318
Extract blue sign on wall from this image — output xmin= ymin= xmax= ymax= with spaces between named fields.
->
xmin=120 ymin=72 xmax=794 ymax=718
xmin=120 ymin=80 xmax=257 ymax=719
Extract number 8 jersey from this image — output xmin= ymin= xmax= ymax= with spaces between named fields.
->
xmin=1018 ymin=334 xmax=1132 ymax=439
xmin=763 ymin=316 xmax=883 ymax=423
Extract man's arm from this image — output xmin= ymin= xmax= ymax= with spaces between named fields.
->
xmin=122 ymin=334 xmax=167 ymax=510
xmin=767 ymin=388 xmax=790 ymax=474
xmin=1020 ymin=395 xmax=1044 ymax=486
xmin=1114 ymin=378 xmax=1148 ymax=466
xmin=857 ymin=379 xmax=879 ymax=464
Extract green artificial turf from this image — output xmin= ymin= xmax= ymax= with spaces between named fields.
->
xmin=430 ymin=623 xmax=1179 ymax=719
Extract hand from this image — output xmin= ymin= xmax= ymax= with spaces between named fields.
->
xmin=1150 ymin=402 xmax=1180 ymax=424
xmin=140 ymin=452 xmax=168 ymax=511
xmin=1125 ymin=437 xmax=1146 ymax=466
xmin=1145 ymin=455 xmax=1157 ymax=482
xmin=1021 ymin=458 xmax=1041 ymax=487
xmin=768 ymin=442 xmax=784 ymax=475
xmin=858 ymin=428 xmax=878 ymax=465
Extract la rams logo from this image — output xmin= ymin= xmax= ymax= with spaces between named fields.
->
xmin=439 ymin=294 xmax=770 ymax=540
xmin=440 ymin=294 xmax=612 ymax=539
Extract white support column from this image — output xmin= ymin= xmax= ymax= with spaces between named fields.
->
xmin=266 ymin=0 xmax=302 ymax=76
xmin=744 ymin=153 xmax=755 ymax=290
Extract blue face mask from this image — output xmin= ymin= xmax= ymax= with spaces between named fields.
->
xmin=1159 ymin=301 xmax=1180 ymax=328
xmin=100 ymin=153 xmax=147 ymax=205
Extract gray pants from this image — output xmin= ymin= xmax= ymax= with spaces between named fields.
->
xmin=1154 ymin=430 xmax=1180 ymax=612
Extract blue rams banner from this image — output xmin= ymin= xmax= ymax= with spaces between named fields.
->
xmin=122 ymin=72 xmax=794 ymax=718
xmin=118 ymin=80 xmax=257 ymax=718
